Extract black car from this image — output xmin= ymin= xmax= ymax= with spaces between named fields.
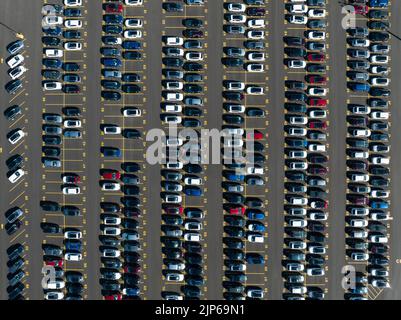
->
xmin=63 ymin=107 xmax=81 ymax=116
xmin=284 ymin=36 xmax=304 ymax=47
xmin=163 ymin=2 xmax=184 ymax=12
xmin=4 ymin=105 xmax=22 ymax=121
xmin=40 ymin=201 xmax=60 ymax=212
xmin=40 ymin=222 xmax=61 ymax=234
xmin=42 ymin=36 xmax=61 ymax=46
xmin=6 ymin=220 xmax=22 ymax=235
xmin=63 ymin=62 xmax=80 ymax=71
xmin=183 ymin=18 xmax=203 ymax=28
xmin=6 ymin=155 xmax=24 ymax=171
xmin=183 ymin=29 xmax=203 ymax=38
xmin=7 ymin=243 xmax=24 ymax=260
xmin=369 ymin=32 xmax=389 ymax=42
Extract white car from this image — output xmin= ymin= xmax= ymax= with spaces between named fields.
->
xmin=350 ymin=174 xmax=369 ymax=182
xmin=308 ymin=9 xmax=326 ymax=17
xmin=370 ymin=77 xmax=390 ymax=87
xmin=351 ymin=252 xmax=369 ymax=261
xmin=247 ymin=234 xmax=264 ymax=243
xmin=288 ymin=15 xmax=308 ymax=24
xmin=64 ymin=0 xmax=82 ymax=6
xmin=289 ymin=4 xmax=308 ymax=13
xmin=124 ymin=30 xmax=142 ymax=39
xmin=289 ymin=219 xmax=307 ymax=228
xmin=45 ymin=49 xmax=63 ymax=57
xmin=165 ymin=81 xmax=183 ymax=90
xmin=184 ymin=222 xmax=202 ymax=231
xmin=125 ymin=0 xmax=143 ymax=5
xmin=102 ymin=227 xmax=121 ymax=236
xmin=163 ymin=104 xmax=182 ymax=113
xmin=164 ymin=36 xmax=183 ymax=46
xmin=371 ymin=156 xmax=389 ymax=165
xmin=8 ymin=129 xmax=25 ymax=145
xmin=371 ymin=190 xmax=390 ymax=198
xmin=65 ymin=253 xmax=82 ymax=261
xmin=103 ymin=125 xmax=121 ymax=135
xmin=7 ymin=54 xmax=24 ymax=68
xmin=288 ymin=59 xmax=306 ymax=69
xmin=308 ymin=87 xmax=327 ymax=96
xmin=63 ymin=186 xmax=80 ymax=195
xmin=64 ymin=42 xmax=82 ymax=51
xmin=164 ymin=194 xmax=182 ymax=203
xmin=45 ymin=292 xmax=64 ymax=300
xmin=64 ymin=119 xmax=81 ymax=128
xmin=166 ymin=137 xmax=183 ymax=146
xmin=64 ymin=230 xmax=82 ymax=239
xmin=247 ymin=63 xmax=264 ymax=72
xmin=101 ymin=182 xmax=121 ymax=191
xmin=308 ymin=31 xmax=326 ymax=40
xmin=184 ymin=233 xmax=201 ymax=242
xmin=247 ymin=167 xmax=264 ymax=174
xmin=226 ymin=105 xmax=245 ymax=113
xmin=227 ymin=3 xmax=245 ymax=12
xmin=184 ymin=177 xmax=203 ymax=185
xmin=247 ymin=19 xmax=265 ymax=28
xmin=309 ymin=212 xmax=328 ymax=221
xmin=64 ymin=19 xmax=82 ymax=29
xmin=8 ymin=169 xmax=25 ymax=183
xmin=227 ymin=14 xmax=246 ymax=23
xmin=166 ymin=273 xmax=184 ymax=282
xmin=8 ymin=65 xmax=27 ymax=80
xmin=370 ymin=55 xmax=389 ymax=64
xmin=125 ymin=18 xmax=143 ymax=28
xmin=289 ymin=116 xmax=307 ymax=125
xmin=248 ymin=52 xmax=265 ymax=61
xmin=123 ymin=108 xmax=142 ymax=117
xmin=309 ymin=245 xmax=326 ymax=254
xmin=165 ymin=92 xmax=183 ymax=101
xmin=102 ymin=248 xmax=120 ymax=258
xmin=43 ymin=81 xmax=62 ymax=91
xmin=307 ymin=268 xmax=325 ymax=276
xmin=226 ymin=81 xmax=245 ymax=91
xmin=44 ymin=280 xmax=65 ymax=290
xmin=350 ymin=219 xmax=368 ymax=228
xmin=370 ymin=112 xmax=389 ymax=120
xmin=44 ymin=16 xmax=63 ymax=26
xmin=185 ymin=52 xmax=203 ymax=61
xmin=246 ymin=86 xmax=264 ymax=95
xmin=165 ymin=162 xmax=184 ymax=170
xmin=308 ymin=144 xmax=326 ymax=152
xmin=103 ymin=216 xmax=122 ymax=225
xmin=246 ymin=30 xmax=264 ymax=40
xmin=369 ymin=235 xmax=388 ymax=244
xmin=351 ymin=129 xmax=371 ymax=137
xmin=162 ymin=115 xmax=182 ymax=124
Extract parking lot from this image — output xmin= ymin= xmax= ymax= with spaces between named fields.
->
xmin=1 ymin=0 xmax=401 ymax=301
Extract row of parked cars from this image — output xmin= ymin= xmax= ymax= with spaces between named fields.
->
xmin=344 ymin=0 xmax=391 ymax=300
xmin=98 ymin=0 xmax=145 ymax=300
xmin=3 ymin=40 xmax=27 ymax=244
xmin=40 ymin=1 xmax=85 ymax=300
xmin=221 ymin=0 xmax=267 ymax=301
xmin=6 ymin=243 xmax=26 ymax=300
xmin=160 ymin=0 xmax=207 ymax=301
xmin=282 ymin=0 xmax=329 ymax=300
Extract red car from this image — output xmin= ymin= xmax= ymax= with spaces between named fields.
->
xmin=308 ymin=97 xmax=327 ymax=107
xmin=102 ymin=170 xmax=121 ymax=180
xmin=124 ymin=264 xmax=141 ymax=274
xmin=353 ymin=5 xmax=368 ymax=15
xmin=229 ymin=206 xmax=245 ymax=215
xmin=45 ymin=259 xmax=63 ymax=268
xmin=104 ymin=294 xmax=122 ymax=300
xmin=105 ymin=3 xmax=123 ymax=13
xmin=308 ymin=166 xmax=328 ymax=175
xmin=307 ymin=53 xmax=325 ymax=62
xmin=308 ymin=121 xmax=327 ymax=129
xmin=246 ymin=131 xmax=264 ymax=140
xmin=163 ymin=205 xmax=183 ymax=215
xmin=306 ymin=75 xmax=327 ymax=84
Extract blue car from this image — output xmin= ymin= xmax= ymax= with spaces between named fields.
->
xmin=101 ymin=58 xmax=122 ymax=67
xmin=102 ymin=147 xmax=121 ymax=157
xmin=224 ymin=171 xmax=245 ymax=182
xmin=7 ymin=40 xmax=24 ymax=55
xmin=103 ymin=25 xmax=123 ymax=34
xmin=122 ymin=41 xmax=141 ymax=49
xmin=65 ymin=240 xmax=82 ymax=251
xmin=103 ymin=14 xmax=123 ymax=24
xmin=124 ymin=287 xmax=140 ymax=297
xmin=370 ymin=0 xmax=388 ymax=7
xmin=43 ymin=58 xmax=63 ymax=69
xmin=247 ymin=210 xmax=265 ymax=220
xmin=43 ymin=27 xmax=62 ymax=36
xmin=246 ymin=254 xmax=265 ymax=265
xmin=370 ymin=201 xmax=389 ymax=209
xmin=184 ymin=186 xmax=203 ymax=196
